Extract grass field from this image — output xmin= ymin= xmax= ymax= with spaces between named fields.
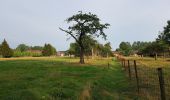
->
xmin=120 ymin=56 xmax=170 ymax=99
xmin=0 ymin=57 xmax=137 ymax=100
xmin=124 ymin=56 xmax=170 ymax=68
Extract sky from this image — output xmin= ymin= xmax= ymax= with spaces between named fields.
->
xmin=0 ymin=0 xmax=170 ymax=51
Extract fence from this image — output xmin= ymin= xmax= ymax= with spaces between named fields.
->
xmin=116 ymin=56 xmax=170 ymax=100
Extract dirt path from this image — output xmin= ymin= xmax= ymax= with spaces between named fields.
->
xmin=79 ymin=82 xmax=91 ymax=100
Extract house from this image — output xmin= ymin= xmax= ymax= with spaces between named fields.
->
xmin=57 ymin=51 xmax=65 ymax=57
xmin=26 ymin=50 xmax=42 ymax=53
xmin=112 ymin=51 xmax=120 ymax=57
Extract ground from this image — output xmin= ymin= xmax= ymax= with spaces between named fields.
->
xmin=0 ymin=57 xmax=137 ymax=100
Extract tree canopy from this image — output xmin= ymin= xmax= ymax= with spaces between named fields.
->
xmin=60 ymin=11 xmax=110 ymax=64
xmin=42 ymin=44 xmax=56 ymax=56
xmin=1 ymin=39 xmax=13 ymax=58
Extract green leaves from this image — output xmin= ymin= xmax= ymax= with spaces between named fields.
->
xmin=60 ymin=11 xmax=110 ymax=43
xmin=42 ymin=44 xmax=56 ymax=56
xmin=0 ymin=39 xmax=13 ymax=58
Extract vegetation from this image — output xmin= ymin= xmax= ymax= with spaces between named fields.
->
xmin=42 ymin=44 xmax=56 ymax=56
xmin=116 ymin=20 xmax=170 ymax=58
xmin=0 ymin=39 xmax=13 ymax=58
xmin=0 ymin=57 xmax=137 ymax=99
xmin=16 ymin=44 xmax=43 ymax=52
xmin=67 ymin=40 xmax=113 ymax=58
xmin=13 ymin=50 xmax=42 ymax=57
xmin=60 ymin=11 xmax=110 ymax=64
xmin=116 ymin=42 xmax=132 ymax=56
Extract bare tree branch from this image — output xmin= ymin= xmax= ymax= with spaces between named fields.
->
xmin=59 ymin=28 xmax=79 ymax=43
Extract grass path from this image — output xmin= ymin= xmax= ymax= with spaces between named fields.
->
xmin=0 ymin=57 xmax=137 ymax=100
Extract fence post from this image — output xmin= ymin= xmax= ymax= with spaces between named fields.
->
xmin=128 ymin=60 xmax=131 ymax=80
xmin=134 ymin=60 xmax=139 ymax=93
xmin=157 ymin=68 xmax=166 ymax=100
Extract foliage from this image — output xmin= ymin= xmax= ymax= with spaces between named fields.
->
xmin=100 ymin=42 xmax=113 ymax=57
xmin=1 ymin=39 xmax=13 ymax=58
xmin=16 ymin=44 xmax=30 ymax=52
xmin=16 ymin=44 xmax=43 ymax=52
xmin=117 ymin=42 xmax=132 ymax=56
xmin=30 ymin=46 xmax=43 ymax=50
xmin=42 ymin=44 xmax=56 ymax=56
xmin=157 ymin=20 xmax=170 ymax=45
xmin=60 ymin=11 xmax=110 ymax=64
xmin=0 ymin=57 xmax=136 ymax=99
xmin=13 ymin=50 xmax=42 ymax=57
xmin=67 ymin=43 xmax=80 ymax=57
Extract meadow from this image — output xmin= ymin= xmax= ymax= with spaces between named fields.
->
xmin=119 ymin=56 xmax=170 ymax=99
xmin=0 ymin=57 xmax=137 ymax=100
xmin=124 ymin=56 xmax=170 ymax=68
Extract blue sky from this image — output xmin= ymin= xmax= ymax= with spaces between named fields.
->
xmin=0 ymin=0 xmax=170 ymax=50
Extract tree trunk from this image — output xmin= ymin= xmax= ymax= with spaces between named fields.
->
xmin=80 ymin=46 xmax=85 ymax=64
xmin=163 ymin=52 xmax=165 ymax=59
xmin=155 ymin=53 xmax=157 ymax=60
xmin=91 ymin=48 xmax=94 ymax=59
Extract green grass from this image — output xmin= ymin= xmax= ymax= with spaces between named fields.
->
xmin=0 ymin=57 xmax=137 ymax=100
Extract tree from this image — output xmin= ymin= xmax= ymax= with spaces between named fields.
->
xmin=31 ymin=46 xmax=43 ymax=50
xmin=104 ymin=42 xmax=112 ymax=58
xmin=16 ymin=44 xmax=30 ymax=52
xmin=42 ymin=44 xmax=56 ymax=56
xmin=68 ymin=43 xmax=80 ymax=57
xmin=60 ymin=11 xmax=110 ymax=64
xmin=1 ymin=39 xmax=13 ymax=58
xmin=157 ymin=21 xmax=170 ymax=45
xmin=118 ymin=42 xmax=132 ymax=56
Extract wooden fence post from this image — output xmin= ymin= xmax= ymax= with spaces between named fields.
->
xmin=128 ymin=60 xmax=131 ymax=80
xmin=157 ymin=68 xmax=166 ymax=100
xmin=134 ymin=60 xmax=139 ymax=93
xmin=124 ymin=59 xmax=126 ymax=69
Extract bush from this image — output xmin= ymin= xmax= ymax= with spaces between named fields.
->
xmin=13 ymin=50 xmax=42 ymax=57
xmin=1 ymin=39 xmax=13 ymax=58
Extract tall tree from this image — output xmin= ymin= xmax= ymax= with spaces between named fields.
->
xmin=104 ymin=42 xmax=112 ymax=58
xmin=1 ymin=39 xmax=13 ymax=58
xmin=42 ymin=44 xmax=56 ymax=56
xmin=16 ymin=44 xmax=30 ymax=52
xmin=60 ymin=11 xmax=110 ymax=64
xmin=157 ymin=20 xmax=170 ymax=45
xmin=118 ymin=42 xmax=132 ymax=56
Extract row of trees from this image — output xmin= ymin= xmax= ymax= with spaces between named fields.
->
xmin=116 ymin=20 xmax=170 ymax=59
xmin=67 ymin=37 xmax=112 ymax=58
xmin=0 ymin=39 xmax=57 ymax=58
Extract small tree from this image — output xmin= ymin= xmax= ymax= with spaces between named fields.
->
xmin=118 ymin=42 xmax=132 ymax=56
xmin=1 ymin=39 xmax=13 ymax=58
xmin=16 ymin=44 xmax=30 ymax=52
xmin=60 ymin=11 xmax=110 ymax=64
xmin=42 ymin=44 xmax=56 ymax=56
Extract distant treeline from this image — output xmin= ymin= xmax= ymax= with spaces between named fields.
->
xmin=116 ymin=20 xmax=170 ymax=58
xmin=66 ymin=36 xmax=113 ymax=58
xmin=0 ymin=40 xmax=57 ymax=58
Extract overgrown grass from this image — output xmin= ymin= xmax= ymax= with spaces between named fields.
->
xmin=124 ymin=56 xmax=170 ymax=68
xmin=0 ymin=57 xmax=137 ymax=100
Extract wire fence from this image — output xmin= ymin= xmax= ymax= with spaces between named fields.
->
xmin=116 ymin=56 xmax=170 ymax=100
